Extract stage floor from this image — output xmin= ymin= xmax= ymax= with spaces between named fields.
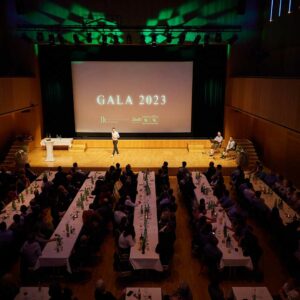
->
xmin=28 ymin=147 xmax=237 ymax=175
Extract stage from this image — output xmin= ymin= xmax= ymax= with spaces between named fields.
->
xmin=28 ymin=139 xmax=238 ymax=175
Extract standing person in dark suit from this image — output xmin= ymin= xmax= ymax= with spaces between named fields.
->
xmin=111 ymin=128 xmax=120 ymax=157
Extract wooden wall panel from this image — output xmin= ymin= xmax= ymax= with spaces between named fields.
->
xmin=0 ymin=114 xmax=15 ymax=154
xmin=0 ymin=77 xmax=40 ymax=114
xmin=226 ymin=77 xmax=300 ymax=132
xmin=224 ymin=106 xmax=300 ymax=187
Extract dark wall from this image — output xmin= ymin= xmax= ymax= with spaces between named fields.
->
xmin=39 ymin=44 xmax=226 ymax=138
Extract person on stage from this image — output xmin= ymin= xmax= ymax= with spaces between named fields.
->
xmin=221 ymin=137 xmax=236 ymax=158
xmin=210 ymin=131 xmax=223 ymax=155
xmin=111 ymin=128 xmax=120 ymax=157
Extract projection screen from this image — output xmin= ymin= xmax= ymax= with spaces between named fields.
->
xmin=71 ymin=61 xmax=193 ymax=133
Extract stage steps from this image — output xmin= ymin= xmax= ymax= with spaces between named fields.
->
xmin=235 ymin=139 xmax=259 ymax=170
xmin=69 ymin=142 xmax=86 ymax=153
xmin=0 ymin=141 xmax=29 ymax=169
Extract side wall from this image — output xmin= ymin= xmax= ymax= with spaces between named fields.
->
xmin=225 ymin=77 xmax=300 ymax=186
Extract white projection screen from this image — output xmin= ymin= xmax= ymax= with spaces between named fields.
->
xmin=71 ymin=61 xmax=193 ymax=133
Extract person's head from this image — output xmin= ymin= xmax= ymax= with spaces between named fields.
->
xmin=182 ymin=161 xmax=187 ymax=167
xmin=25 ymin=163 xmax=30 ymax=169
xmin=163 ymin=161 xmax=168 ymax=167
xmin=20 ymin=205 xmax=28 ymax=213
xmin=112 ymin=128 xmax=116 ymax=132
xmin=209 ymin=161 xmax=214 ymax=168
xmin=73 ymin=162 xmax=78 ymax=168
xmin=0 ymin=222 xmax=7 ymax=231
xmin=229 ymin=137 xmax=233 ymax=141
xmin=217 ymin=131 xmax=221 ymax=136
xmin=27 ymin=232 xmax=36 ymax=243
xmin=13 ymin=214 xmax=21 ymax=223
xmin=49 ymin=282 xmax=62 ymax=299
xmin=116 ymin=163 xmax=120 ymax=169
xmin=224 ymin=189 xmax=230 ymax=197
xmin=255 ymin=191 xmax=261 ymax=198
xmin=57 ymin=166 xmax=63 ymax=172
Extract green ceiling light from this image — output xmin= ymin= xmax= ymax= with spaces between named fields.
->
xmin=146 ymin=19 xmax=158 ymax=26
xmin=158 ymin=8 xmax=174 ymax=20
xmin=167 ymin=15 xmax=185 ymax=26
xmin=185 ymin=32 xmax=197 ymax=42
xmin=40 ymin=1 xmax=69 ymax=19
xmin=70 ymin=4 xmax=89 ymax=17
xmin=177 ymin=1 xmax=200 ymax=16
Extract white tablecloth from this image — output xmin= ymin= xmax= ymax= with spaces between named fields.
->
xmin=35 ymin=171 xmax=105 ymax=273
xmin=232 ymin=287 xmax=273 ymax=300
xmin=125 ymin=287 xmax=162 ymax=300
xmin=1 ymin=171 xmax=56 ymax=228
xmin=248 ymin=176 xmax=299 ymax=226
xmin=15 ymin=287 xmax=49 ymax=300
xmin=192 ymin=172 xmax=253 ymax=270
xmin=40 ymin=138 xmax=73 ymax=148
xmin=130 ymin=171 xmax=163 ymax=272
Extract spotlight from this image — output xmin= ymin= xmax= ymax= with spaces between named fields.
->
xmin=86 ymin=32 xmax=92 ymax=43
xmin=151 ymin=33 xmax=157 ymax=47
xmin=113 ymin=35 xmax=119 ymax=45
xmin=166 ymin=32 xmax=172 ymax=43
xmin=227 ymin=33 xmax=238 ymax=45
xmin=193 ymin=34 xmax=201 ymax=45
xmin=57 ymin=33 xmax=64 ymax=45
xmin=73 ymin=34 xmax=80 ymax=45
xmin=204 ymin=33 xmax=210 ymax=46
xmin=48 ymin=33 xmax=55 ymax=45
xmin=21 ymin=33 xmax=32 ymax=43
xmin=140 ymin=34 xmax=145 ymax=44
xmin=126 ymin=34 xmax=132 ymax=44
xmin=215 ymin=32 xmax=222 ymax=43
xmin=179 ymin=32 xmax=186 ymax=44
xmin=36 ymin=32 xmax=44 ymax=43
xmin=102 ymin=34 xmax=107 ymax=46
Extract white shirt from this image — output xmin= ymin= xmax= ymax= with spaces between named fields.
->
xmin=118 ymin=232 xmax=135 ymax=248
xmin=226 ymin=140 xmax=236 ymax=151
xmin=214 ymin=135 xmax=223 ymax=143
xmin=112 ymin=131 xmax=120 ymax=141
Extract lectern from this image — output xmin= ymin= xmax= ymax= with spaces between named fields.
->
xmin=45 ymin=139 xmax=55 ymax=162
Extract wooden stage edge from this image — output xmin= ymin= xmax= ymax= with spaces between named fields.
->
xmin=29 ymin=139 xmax=237 ymax=176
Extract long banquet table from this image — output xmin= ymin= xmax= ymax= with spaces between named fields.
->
xmin=15 ymin=287 xmax=49 ymax=300
xmin=192 ymin=172 xmax=253 ymax=270
xmin=35 ymin=171 xmax=105 ymax=273
xmin=1 ymin=171 xmax=56 ymax=228
xmin=129 ymin=171 xmax=163 ymax=272
xmin=125 ymin=287 xmax=162 ymax=300
xmin=247 ymin=175 xmax=300 ymax=226
xmin=232 ymin=286 xmax=273 ymax=300
xmin=40 ymin=138 xmax=73 ymax=149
